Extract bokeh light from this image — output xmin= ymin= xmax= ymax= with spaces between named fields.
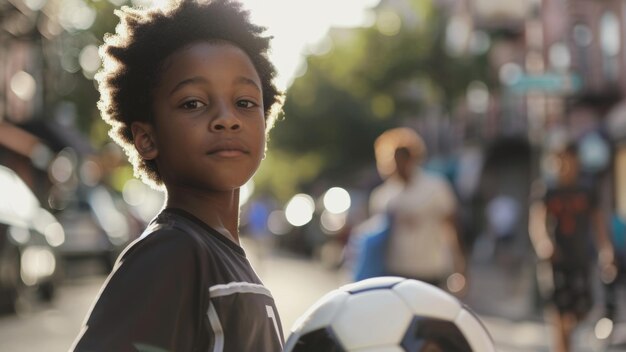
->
xmin=50 ymin=154 xmax=74 ymax=184
xmin=323 ymin=187 xmax=351 ymax=214
xmin=594 ymin=317 xmax=613 ymax=340
xmin=499 ymin=62 xmax=522 ymax=86
xmin=21 ymin=247 xmax=56 ymax=286
xmin=34 ymin=208 xmax=65 ymax=247
xmin=79 ymin=45 xmax=102 ymax=76
xmin=79 ymin=160 xmax=102 ymax=187
xmin=446 ymin=273 xmax=466 ymax=294
xmin=268 ymin=210 xmax=291 ymax=235
xmin=376 ymin=10 xmax=401 ymax=36
xmin=466 ymin=81 xmax=489 ymax=114
xmin=10 ymin=71 xmax=37 ymax=101
xmin=285 ymin=193 xmax=315 ymax=227
xmin=58 ymin=0 xmax=97 ymax=31
xmin=548 ymin=42 xmax=571 ymax=71
xmin=320 ymin=210 xmax=346 ymax=234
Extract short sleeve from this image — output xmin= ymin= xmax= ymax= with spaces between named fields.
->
xmin=72 ymin=229 xmax=205 ymax=352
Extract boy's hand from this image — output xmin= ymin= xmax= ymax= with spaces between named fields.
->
xmin=598 ymin=248 xmax=616 ymax=284
xmin=599 ymin=254 xmax=617 ymax=285
xmin=600 ymin=262 xmax=617 ymax=284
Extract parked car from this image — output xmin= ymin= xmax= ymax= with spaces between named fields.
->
xmin=0 ymin=165 xmax=63 ymax=313
xmin=55 ymin=184 xmax=144 ymax=271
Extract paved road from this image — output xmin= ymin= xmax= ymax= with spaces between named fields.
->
xmin=0 ymin=239 xmax=624 ymax=351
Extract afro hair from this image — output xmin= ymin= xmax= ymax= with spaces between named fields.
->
xmin=96 ymin=0 xmax=283 ymax=189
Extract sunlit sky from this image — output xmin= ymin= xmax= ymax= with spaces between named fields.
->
xmin=59 ymin=0 xmax=380 ymax=89
xmin=239 ymin=0 xmax=380 ymax=90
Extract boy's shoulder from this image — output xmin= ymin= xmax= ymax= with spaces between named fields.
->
xmin=115 ymin=210 xmax=205 ymax=266
xmin=117 ymin=208 xmax=243 ymax=266
xmin=114 ymin=223 xmax=194 ymax=271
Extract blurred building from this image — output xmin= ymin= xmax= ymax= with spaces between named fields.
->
xmin=1 ymin=0 xmax=59 ymax=197
xmin=432 ymin=0 xmax=626 ymax=262
xmin=443 ymin=0 xmax=626 ymax=137
xmin=0 ymin=0 xmax=109 ymax=206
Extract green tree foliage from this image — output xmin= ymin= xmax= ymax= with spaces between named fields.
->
xmin=56 ymin=0 xmax=127 ymax=137
xmin=265 ymin=0 xmax=490 ymax=197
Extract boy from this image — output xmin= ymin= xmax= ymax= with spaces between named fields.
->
xmin=70 ymin=0 xmax=285 ymax=351
xmin=529 ymin=143 xmax=614 ymax=352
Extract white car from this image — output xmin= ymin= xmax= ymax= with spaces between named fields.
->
xmin=55 ymin=184 xmax=144 ymax=271
xmin=0 ymin=165 xmax=63 ymax=312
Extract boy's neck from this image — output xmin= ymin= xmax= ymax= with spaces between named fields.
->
xmin=164 ymin=186 xmax=241 ymax=244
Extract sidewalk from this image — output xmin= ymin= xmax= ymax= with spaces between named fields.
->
xmin=463 ymin=257 xmax=626 ymax=352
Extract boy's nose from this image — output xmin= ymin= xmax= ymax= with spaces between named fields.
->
xmin=210 ymin=104 xmax=241 ymax=132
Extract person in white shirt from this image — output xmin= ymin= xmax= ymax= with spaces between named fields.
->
xmin=370 ymin=127 xmax=466 ymax=291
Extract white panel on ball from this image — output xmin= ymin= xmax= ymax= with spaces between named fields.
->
xmin=332 ymin=290 xmax=412 ymax=350
xmin=455 ymin=309 xmax=496 ymax=352
xmin=393 ymin=279 xmax=462 ymax=321
xmin=293 ymin=290 xmax=351 ymax=336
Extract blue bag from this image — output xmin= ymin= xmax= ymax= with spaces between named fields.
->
xmin=611 ymin=213 xmax=626 ymax=269
xmin=352 ymin=213 xmax=391 ymax=281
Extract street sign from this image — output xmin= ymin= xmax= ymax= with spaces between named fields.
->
xmin=507 ymin=72 xmax=583 ymax=94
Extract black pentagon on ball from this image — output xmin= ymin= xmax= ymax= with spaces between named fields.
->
xmin=291 ymin=327 xmax=346 ymax=352
xmin=401 ymin=316 xmax=472 ymax=352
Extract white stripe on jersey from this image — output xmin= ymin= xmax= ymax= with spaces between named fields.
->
xmin=207 ymin=303 xmax=224 ymax=352
xmin=209 ymin=281 xmax=273 ymax=298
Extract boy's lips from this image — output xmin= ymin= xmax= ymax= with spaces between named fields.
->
xmin=206 ymin=140 xmax=250 ymax=157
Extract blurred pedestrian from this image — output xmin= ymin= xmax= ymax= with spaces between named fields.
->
xmin=369 ymin=127 xmax=466 ymax=293
xmin=70 ymin=0 xmax=286 ymax=350
xmin=242 ymin=193 xmax=276 ymax=273
xmin=484 ymin=194 xmax=520 ymax=265
xmin=602 ymin=212 xmax=626 ymax=330
xmin=529 ymin=142 xmax=614 ymax=352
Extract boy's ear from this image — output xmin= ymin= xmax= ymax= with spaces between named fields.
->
xmin=130 ymin=122 xmax=158 ymax=160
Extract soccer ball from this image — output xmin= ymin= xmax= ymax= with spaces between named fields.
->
xmin=284 ymin=276 xmax=495 ymax=352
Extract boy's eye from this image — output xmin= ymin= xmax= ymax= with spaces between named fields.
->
xmin=237 ymin=99 xmax=258 ymax=109
xmin=180 ymin=100 xmax=206 ymax=110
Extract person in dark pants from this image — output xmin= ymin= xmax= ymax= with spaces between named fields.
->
xmin=529 ymin=143 xmax=614 ymax=352
xmin=600 ymin=213 xmax=626 ymax=343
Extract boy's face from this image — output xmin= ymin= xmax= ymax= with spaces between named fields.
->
xmin=557 ymin=151 xmax=579 ymax=185
xmin=149 ymin=41 xmax=266 ymax=192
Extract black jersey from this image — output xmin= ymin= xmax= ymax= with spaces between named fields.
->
xmin=544 ymin=185 xmax=597 ymax=269
xmin=72 ymin=208 xmax=284 ymax=352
